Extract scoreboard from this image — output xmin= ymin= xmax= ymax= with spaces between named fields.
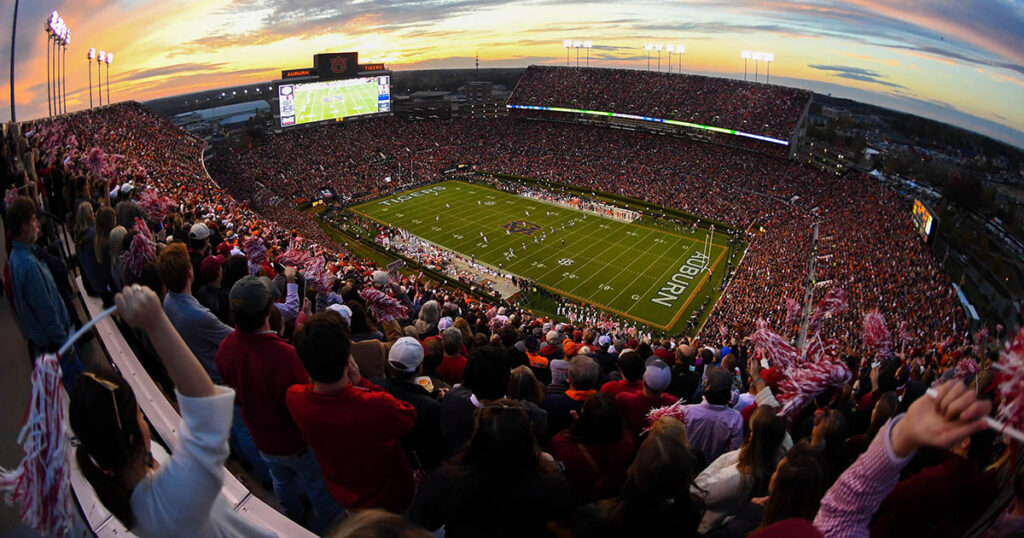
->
xmin=272 ymin=52 xmax=392 ymax=131
xmin=911 ymin=199 xmax=937 ymax=244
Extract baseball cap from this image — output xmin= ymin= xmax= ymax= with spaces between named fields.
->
xmin=326 ymin=304 xmax=352 ymax=325
xmin=389 ymin=336 xmax=425 ymax=373
xmin=372 ymin=270 xmax=389 ymax=286
xmin=706 ymin=367 xmax=733 ymax=393
xmin=644 ymin=360 xmax=672 ymax=392
xmin=189 ymin=223 xmax=210 ymax=241
xmin=438 ymin=317 xmax=454 ymax=331
xmin=598 ymin=334 xmax=612 ymax=347
xmin=199 ymin=255 xmax=224 ymax=282
xmin=229 ymin=276 xmax=269 ymax=315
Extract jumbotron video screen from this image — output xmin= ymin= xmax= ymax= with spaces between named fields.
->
xmin=278 ymin=75 xmax=391 ymax=127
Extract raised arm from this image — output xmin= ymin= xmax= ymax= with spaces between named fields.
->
xmin=115 ymin=284 xmax=217 ymax=397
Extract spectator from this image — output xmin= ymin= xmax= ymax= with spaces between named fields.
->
xmin=541 ymin=355 xmax=601 ymax=439
xmin=523 ymin=334 xmax=552 ymax=386
xmin=409 ymin=399 xmax=573 ymax=537
xmin=547 ymin=392 xmax=635 ymax=505
xmin=288 ymin=312 xmax=417 ymax=512
xmin=616 ymin=359 xmax=679 ymax=438
xmin=684 ymin=366 xmax=744 ymax=464
xmin=600 ymin=350 xmax=644 ymax=397
xmin=214 ymin=276 xmax=341 ymax=530
xmin=575 ymin=434 xmax=702 ymax=537
xmin=437 ymin=327 xmax=469 ymax=384
xmin=195 ymin=255 xmax=225 ymax=317
xmin=692 ymin=405 xmax=788 ymax=534
xmin=373 ymin=336 xmax=446 ymax=472
xmin=69 ymin=284 xmax=275 ymax=537
xmin=6 ymin=196 xmax=82 ymax=386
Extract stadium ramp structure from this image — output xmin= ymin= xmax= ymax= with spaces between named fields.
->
xmin=73 ymin=276 xmax=314 ymax=537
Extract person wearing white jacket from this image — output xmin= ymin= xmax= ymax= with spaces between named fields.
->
xmin=69 ymin=284 xmax=277 ymax=537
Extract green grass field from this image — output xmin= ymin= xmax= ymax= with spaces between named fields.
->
xmin=295 ymin=79 xmax=381 ymax=124
xmin=352 ymin=181 xmax=740 ymax=331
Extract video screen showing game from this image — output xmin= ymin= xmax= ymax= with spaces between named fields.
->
xmin=279 ymin=75 xmax=390 ymax=127
xmin=912 ymin=199 xmax=935 ymax=242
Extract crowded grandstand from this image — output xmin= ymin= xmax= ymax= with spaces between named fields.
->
xmin=1 ymin=62 xmax=1021 ymax=538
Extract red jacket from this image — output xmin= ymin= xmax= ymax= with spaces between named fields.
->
xmin=215 ymin=329 xmax=308 ymax=455
xmin=286 ymin=378 xmax=417 ymax=512
xmin=437 ymin=354 xmax=468 ymax=384
xmin=600 ymin=379 xmax=642 ymax=398
xmin=616 ymin=390 xmax=679 ymax=438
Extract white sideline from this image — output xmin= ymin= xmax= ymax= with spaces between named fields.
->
xmin=74 ymin=277 xmax=314 ymax=537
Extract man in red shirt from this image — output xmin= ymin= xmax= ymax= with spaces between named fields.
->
xmin=215 ymin=276 xmax=340 ymax=530
xmin=437 ymin=327 xmax=468 ymax=384
xmin=616 ymin=359 xmax=679 ymax=438
xmin=287 ymin=312 xmax=417 ymax=513
xmin=600 ymin=350 xmax=645 ymax=397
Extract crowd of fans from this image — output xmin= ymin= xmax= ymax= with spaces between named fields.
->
xmin=1 ymin=89 xmax=1019 ymax=538
xmin=507 ymin=66 xmax=811 ymax=141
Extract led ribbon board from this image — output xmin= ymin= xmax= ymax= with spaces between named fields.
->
xmin=506 ymin=104 xmax=790 ymax=146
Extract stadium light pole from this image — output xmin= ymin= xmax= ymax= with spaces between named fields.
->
xmin=655 ymin=44 xmax=663 ymax=72
xmin=752 ymin=51 xmax=763 ymax=82
xmin=645 ymin=43 xmax=653 ymax=70
xmin=666 ymin=45 xmax=673 ymax=73
xmin=563 ymin=40 xmax=571 ymax=66
xmin=764 ymin=52 xmax=774 ymax=83
xmin=573 ymin=40 xmax=582 ymax=67
xmin=676 ymin=44 xmax=685 ymax=73
xmin=45 ymin=25 xmax=52 ymax=117
xmin=741 ymin=50 xmax=751 ymax=81
xmin=97 ymin=51 xmax=104 ymax=106
xmin=87 ymin=48 xmax=95 ymax=108
xmin=61 ymin=28 xmax=69 ymax=115
xmin=583 ymin=40 xmax=592 ymax=67
xmin=8 ymin=0 xmax=18 ymax=122
xmin=105 ymin=52 xmax=112 ymax=105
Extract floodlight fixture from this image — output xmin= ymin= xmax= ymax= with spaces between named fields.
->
xmin=88 ymin=48 xmax=95 ymax=60
xmin=582 ymin=40 xmax=592 ymax=48
xmin=655 ymin=44 xmax=663 ymax=51
xmin=741 ymin=50 xmax=751 ymax=59
xmin=645 ymin=43 xmax=654 ymax=70
xmin=563 ymin=39 xmax=572 ymax=48
xmin=763 ymin=52 xmax=774 ymax=62
xmin=752 ymin=51 xmax=763 ymax=61
xmin=763 ymin=52 xmax=774 ymax=82
xmin=98 ymin=50 xmax=105 ymax=62
xmin=645 ymin=43 xmax=654 ymax=51
xmin=105 ymin=52 xmax=112 ymax=64
xmin=564 ymin=40 xmax=572 ymax=66
xmin=573 ymin=40 xmax=582 ymax=48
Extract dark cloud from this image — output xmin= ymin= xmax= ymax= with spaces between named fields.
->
xmin=807 ymin=64 xmax=906 ymax=89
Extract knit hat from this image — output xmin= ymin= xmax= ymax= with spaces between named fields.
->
xmin=525 ymin=335 xmax=540 ymax=352
xmin=549 ymin=359 xmax=570 ymax=385
xmin=389 ymin=337 xmax=424 ymax=373
xmin=229 ymin=276 xmax=269 ymax=315
xmin=644 ymin=359 xmax=672 ymax=392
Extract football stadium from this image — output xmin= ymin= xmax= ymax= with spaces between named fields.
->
xmin=2 ymin=3 xmax=1023 ymax=538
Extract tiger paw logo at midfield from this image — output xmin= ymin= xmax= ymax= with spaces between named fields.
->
xmin=501 ymin=221 xmax=541 ymax=235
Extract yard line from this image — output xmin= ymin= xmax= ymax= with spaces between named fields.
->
xmin=566 ymin=227 xmax=660 ymax=296
xmin=603 ymin=232 xmax=689 ymax=306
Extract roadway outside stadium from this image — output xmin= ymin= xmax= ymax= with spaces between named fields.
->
xmin=351 ymin=180 xmax=739 ymax=331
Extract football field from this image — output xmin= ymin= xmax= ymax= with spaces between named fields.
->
xmin=351 ymin=181 xmax=736 ymax=330
xmin=294 ymin=80 xmax=380 ymax=124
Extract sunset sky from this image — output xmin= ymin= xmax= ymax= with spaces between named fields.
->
xmin=1 ymin=0 xmax=1022 ymax=148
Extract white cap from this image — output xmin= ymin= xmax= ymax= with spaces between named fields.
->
xmin=644 ymin=360 xmax=672 ymax=392
xmin=326 ymin=304 xmax=352 ymax=325
xmin=388 ymin=337 xmax=424 ymax=373
xmin=189 ymin=223 xmax=210 ymax=241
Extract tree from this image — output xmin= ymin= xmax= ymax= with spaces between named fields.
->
xmin=944 ymin=173 xmax=982 ymax=210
